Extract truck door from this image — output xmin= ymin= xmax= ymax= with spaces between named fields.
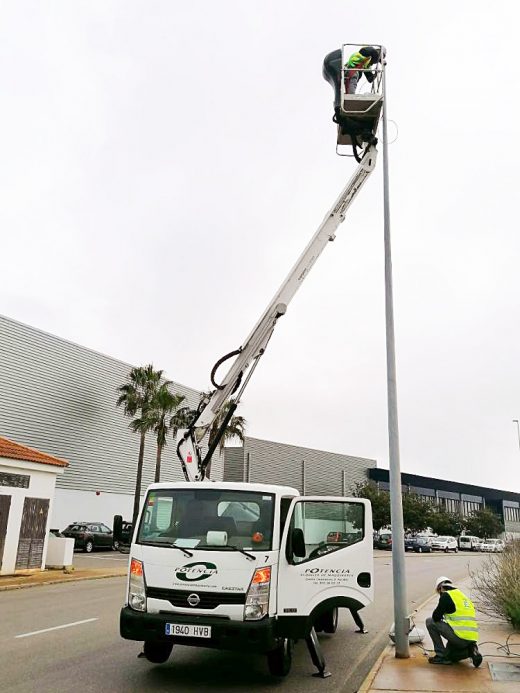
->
xmin=276 ymin=497 xmax=373 ymax=634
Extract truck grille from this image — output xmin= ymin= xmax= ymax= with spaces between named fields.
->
xmin=146 ymin=587 xmax=246 ymax=609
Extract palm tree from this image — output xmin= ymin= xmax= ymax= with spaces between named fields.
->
xmin=146 ymin=384 xmax=186 ymax=483
xmin=171 ymin=394 xmax=245 ymax=478
xmin=208 ymin=399 xmax=246 ymax=453
xmin=116 ymin=364 xmax=163 ymax=527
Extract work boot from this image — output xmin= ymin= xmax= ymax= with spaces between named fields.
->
xmin=428 ymin=655 xmax=452 ymax=665
xmin=469 ymin=644 xmax=483 ymax=668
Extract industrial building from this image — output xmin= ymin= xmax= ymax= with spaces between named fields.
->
xmin=224 ymin=436 xmax=374 ymax=496
xmin=1 ymin=313 xmax=520 ymax=538
xmin=369 ymin=468 xmax=520 ymax=538
xmin=0 ymin=314 xmax=204 ymax=528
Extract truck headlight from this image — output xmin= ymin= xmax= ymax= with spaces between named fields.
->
xmin=129 ymin=558 xmax=146 ymax=612
xmin=244 ymin=566 xmax=271 ymax=621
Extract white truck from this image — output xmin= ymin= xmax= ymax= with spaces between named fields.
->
xmin=117 ymin=53 xmax=383 ymax=678
xmin=118 ymin=482 xmax=373 ymax=677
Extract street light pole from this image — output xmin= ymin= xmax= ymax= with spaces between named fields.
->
xmin=513 ymin=419 xmax=520 ymax=451
xmin=382 ymin=52 xmax=410 ymax=659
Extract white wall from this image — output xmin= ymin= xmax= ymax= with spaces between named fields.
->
xmin=0 ymin=459 xmax=63 ymax=575
xmin=51 ymin=488 xmax=137 ymax=530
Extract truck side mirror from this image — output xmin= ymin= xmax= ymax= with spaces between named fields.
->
xmin=291 ymin=528 xmax=306 ymax=558
xmin=113 ymin=514 xmax=123 ymax=544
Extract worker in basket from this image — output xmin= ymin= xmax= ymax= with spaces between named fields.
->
xmin=344 ymin=46 xmax=384 ymax=94
xmin=426 ymin=576 xmax=483 ymax=667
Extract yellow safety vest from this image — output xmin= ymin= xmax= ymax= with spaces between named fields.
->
xmin=444 ymin=589 xmax=479 ymax=642
xmin=346 ymin=51 xmax=372 ymax=71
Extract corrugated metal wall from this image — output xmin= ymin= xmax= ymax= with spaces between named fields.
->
xmin=0 ymin=315 xmax=222 ymax=493
xmin=223 ymin=447 xmax=245 ymax=482
xmin=224 ymin=437 xmax=375 ymax=496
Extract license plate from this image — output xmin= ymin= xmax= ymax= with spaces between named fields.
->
xmin=165 ymin=623 xmax=211 ymax=638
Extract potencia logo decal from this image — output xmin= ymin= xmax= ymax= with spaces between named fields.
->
xmin=175 ymin=562 xmax=218 ymax=582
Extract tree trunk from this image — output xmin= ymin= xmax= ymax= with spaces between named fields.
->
xmin=132 ymin=432 xmax=146 ymax=529
xmin=154 ymin=444 xmax=163 ymax=483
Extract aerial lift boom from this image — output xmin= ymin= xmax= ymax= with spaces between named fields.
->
xmin=177 ymin=141 xmax=378 ymax=482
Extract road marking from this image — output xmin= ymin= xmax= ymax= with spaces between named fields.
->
xmin=76 ymin=556 xmax=127 ymax=561
xmin=15 ymin=618 xmax=98 ymax=639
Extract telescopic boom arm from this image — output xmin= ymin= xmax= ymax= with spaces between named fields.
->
xmin=177 ymin=142 xmax=377 ymax=481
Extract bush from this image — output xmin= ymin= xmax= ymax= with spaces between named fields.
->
xmin=472 ymin=539 xmax=520 ymax=628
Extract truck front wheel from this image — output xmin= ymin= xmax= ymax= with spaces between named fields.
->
xmin=315 ymin=607 xmax=339 ymax=634
xmin=142 ymin=640 xmax=173 ymax=664
xmin=322 ymin=607 xmax=339 ymax=634
xmin=267 ymin=638 xmax=293 ymax=677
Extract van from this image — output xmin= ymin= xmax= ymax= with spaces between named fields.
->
xmin=118 ymin=481 xmax=373 ymax=678
xmin=458 ymin=535 xmax=480 ymax=551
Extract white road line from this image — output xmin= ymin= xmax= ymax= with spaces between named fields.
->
xmin=15 ymin=618 xmax=98 ymax=639
xmin=79 ymin=556 xmax=127 ymax=560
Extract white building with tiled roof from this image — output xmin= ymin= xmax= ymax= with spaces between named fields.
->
xmin=0 ymin=434 xmax=68 ymax=574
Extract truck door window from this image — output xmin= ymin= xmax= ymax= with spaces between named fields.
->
xmin=289 ymin=500 xmax=364 ymax=564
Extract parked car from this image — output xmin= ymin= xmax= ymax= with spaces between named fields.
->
xmin=62 ymin=522 xmax=116 ymax=552
xmin=376 ymin=533 xmax=393 ymax=550
xmin=430 ymin=535 xmax=458 ymax=552
xmin=404 ymin=537 xmax=416 ymax=552
xmin=120 ymin=521 xmax=133 ymax=545
xmin=480 ymin=538 xmax=505 ymax=553
xmin=49 ymin=528 xmax=64 ymax=537
xmin=412 ymin=536 xmax=433 ymax=553
xmin=458 ymin=535 xmax=481 ymax=551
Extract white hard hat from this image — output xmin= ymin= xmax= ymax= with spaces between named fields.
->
xmin=435 ymin=576 xmax=453 ymax=591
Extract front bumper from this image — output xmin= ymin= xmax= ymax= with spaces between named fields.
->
xmin=120 ymin=607 xmax=278 ymax=653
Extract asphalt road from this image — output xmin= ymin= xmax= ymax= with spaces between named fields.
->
xmin=0 ymin=551 xmax=488 ymax=693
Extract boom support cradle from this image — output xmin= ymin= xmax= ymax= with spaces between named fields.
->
xmin=177 ymin=142 xmax=378 ymax=481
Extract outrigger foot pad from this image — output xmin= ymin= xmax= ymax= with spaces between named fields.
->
xmin=312 ymin=670 xmax=332 ymax=679
xmin=306 ymin=627 xmax=332 ymax=678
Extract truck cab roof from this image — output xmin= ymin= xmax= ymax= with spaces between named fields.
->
xmin=146 ymin=481 xmax=300 ymax=497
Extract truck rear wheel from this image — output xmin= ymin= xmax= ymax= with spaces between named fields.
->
xmin=267 ymin=638 xmax=293 ymax=677
xmin=143 ymin=640 xmax=173 ymax=664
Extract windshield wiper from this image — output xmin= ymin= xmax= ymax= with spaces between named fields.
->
xmin=139 ymin=540 xmax=193 ymax=557
xmin=201 ymin=545 xmax=257 ymax=561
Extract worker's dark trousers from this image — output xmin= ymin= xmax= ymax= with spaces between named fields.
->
xmin=426 ymin=617 xmax=473 ymax=656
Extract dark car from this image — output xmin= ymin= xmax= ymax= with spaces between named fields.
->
xmin=120 ymin=521 xmax=133 ymax=545
xmin=62 ymin=522 xmax=116 ymax=552
xmin=376 ymin=533 xmax=392 ymax=550
xmin=404 ymin=537 xmax=416 ymax=552
xmin=412 ymin=536 xmax=432 ymax=553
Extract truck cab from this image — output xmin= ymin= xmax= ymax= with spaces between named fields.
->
xmin=119 ymin=481 xmax=373 ymax=676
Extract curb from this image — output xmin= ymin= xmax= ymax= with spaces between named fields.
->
xmin=0 ymin=571 xmax=127 ymax=592
xmin=356 ymin=590 xmax=437 ymax=692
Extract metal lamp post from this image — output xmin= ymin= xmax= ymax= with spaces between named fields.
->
xmin=382 ymin=51 xmax=410 ymax=659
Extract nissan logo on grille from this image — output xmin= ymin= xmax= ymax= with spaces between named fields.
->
xmin=187 ymin=593 xmax=200 ymax=607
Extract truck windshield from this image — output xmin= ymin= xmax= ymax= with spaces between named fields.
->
xmin=137 ymin=489 xmax=275 ymax=552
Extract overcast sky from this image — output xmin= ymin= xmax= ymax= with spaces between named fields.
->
xmin=1 ymin=2 xmax=519 ymax=493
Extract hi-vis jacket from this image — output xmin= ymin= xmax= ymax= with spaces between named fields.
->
xmin=345 ymin=51 xmax=373 ymax=71
xmin=443 ymin=589 xmax=479 ymax=642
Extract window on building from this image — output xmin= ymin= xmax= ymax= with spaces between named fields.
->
xmin=504 ymin=506 xmax=520 ymax=523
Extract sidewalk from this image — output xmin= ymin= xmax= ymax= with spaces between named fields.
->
xmin=0 ymin=565 xmax=127 ymax=591
xmin=360 ymin=577 xmax=520 ymax=692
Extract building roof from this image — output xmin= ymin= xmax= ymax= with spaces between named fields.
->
xmin=0 ymin=435 xmax=68 ymax=468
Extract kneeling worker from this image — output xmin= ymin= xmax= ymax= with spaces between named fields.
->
xmin=426 ymin=576 xmax=482 ymax=666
